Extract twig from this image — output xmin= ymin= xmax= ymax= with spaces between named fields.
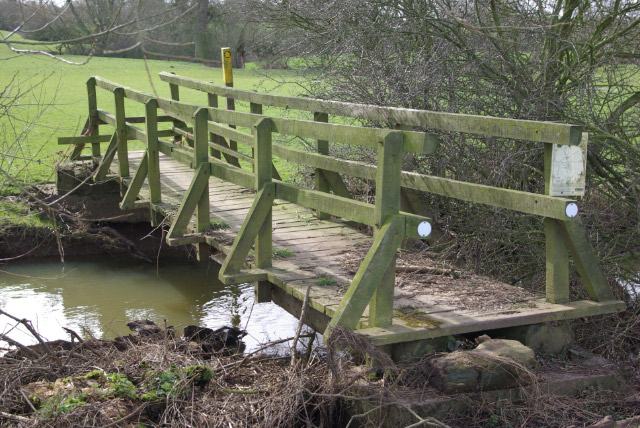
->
xmin=290 ymin=285 xmax=311 ymax=367
xmin=0 ymin=411 xmax=31 ymax=423
xmin=62 ymin=327 xmax=84 ymax=343
xmin=19 ymin=389 xmax=37 ymax=413
xmin=96 ymin=402 xmax=148 ymax=428
xmin=0 ymin=309 xmax=58 ymax=362
xmin=225 ymin=334 xmax=315 ymax=371
xmin=0 ymin=334 xmax=40 ymax=359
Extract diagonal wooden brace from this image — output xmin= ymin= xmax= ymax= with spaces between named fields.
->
xmin=219 ymin=183 xmax=275 ymax=279
xmin=166 ymin=164 xmax=210 ymax=239
xmin=320 ymin=169 xmax=351 ymax=199
xmin=70 ymin=117 xmax=90 ymax=160
xmin=559 ymin=218 xmax=615 ymax=302
xmin=119 ymin=151 xmax=148 ymax=210
xmin=325 ymin=215 xmax=405 ymax=335
xmin=93 ymin=132 xmax=118 ymax=182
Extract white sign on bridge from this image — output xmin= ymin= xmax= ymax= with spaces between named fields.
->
xmin=549 ymin=133 xmax=588 ymax=197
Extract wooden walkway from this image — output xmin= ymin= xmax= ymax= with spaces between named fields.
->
xmin=116 ymin=151 xmax=625 ymax=349
xmin=58 ymin=70 xmax=626 ymax=357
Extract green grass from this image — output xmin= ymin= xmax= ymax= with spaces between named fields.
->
xmin=209 ymin=219 xmax=229 ymax=229
xmin=0 ymin=199 xmax=53 ymax=227
xmin=0 ymin=31 xmax=309 ymax=189
xmin=315 ymin=277 xmax=338 ymax=286
xmin=272 ymin=247 xmax=294 ymax=259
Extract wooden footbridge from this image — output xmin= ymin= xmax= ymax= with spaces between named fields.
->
xmin=58 ymin=54 xmax=624 ymax=356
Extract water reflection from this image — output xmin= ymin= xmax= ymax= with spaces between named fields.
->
xmin=0 ymin=256 xmax=303 ymax=352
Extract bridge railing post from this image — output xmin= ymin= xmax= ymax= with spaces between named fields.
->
xmin=314 ymin=112 xmax=331 ymax=219
xmin=168 ymin=72 xmax=190 ymax=146
xmin=86 ymin=77 xmax=101 ymax=161
xmin=369 ymin=130 xmax=404 ymax=328
xmin=113 ymin=87 xmax=129 ymax=179
xmin=544 ymin=142 xmax=570 ymax=303
xmin=146 ymin=99 xmax=162 ymax=226
xmin=207 ymin=92 xmax=222 ymax=159
xmin=254 ymin=118 xmax=273 ymax=270
xmin=194 ymin=108 xmax=211 ymax=233
xmin=250 ymin=102 xmax=262 ymax=171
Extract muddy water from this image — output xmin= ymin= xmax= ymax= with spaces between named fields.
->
xmin=0 ymin=257 xmax=304 ymax=352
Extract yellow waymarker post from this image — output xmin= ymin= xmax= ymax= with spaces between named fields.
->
xmin=222 ymin=47 xmax=233 ymax=87
xmin=221 ymin=47 xmax=238 ymax=156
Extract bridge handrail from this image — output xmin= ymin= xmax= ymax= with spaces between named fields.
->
xmin=94 ymin=107 xmax=430 ymax=240
xmin=92 ymin=77 xmax=438 ymax=155
xmin=160 ymin=120 xmax=575 ymax=220
xmin=84 ymin=76 xmax=578 ymax=220
xmin=159 ymin=71 xmax=582 ymax=146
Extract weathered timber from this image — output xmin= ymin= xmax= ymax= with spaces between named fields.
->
xmin=113 ymin=88 xmax=129 ymax=177
xmin=172 ymin=127 xmax=254 ymax=164
xmin=119 ymin=152 xmax=148 ymax=210
xmin=86 ymin=77 xmax=101 ymax=158
xmin=207 ymin=92 xmax=222 ymax=159
xmin=58 ymin=134 xmax=114 ymax=145
xmin=167 ymin=164 xmax=210 ymax=239
xmin=254 ymin=118 xmax=273 ymax=269
xmin=159 ymin=72 xmax=581 ymax=145
xmin=273 ymin=143 xmax=576 ymax=219
xmin=326 ymin=215 xmax=405 ymax=333
xmin=314 ymin=112 xmax=331 ymax=220
xmin=146 ymin=100 xmax=162 ymax=226
xmin=275 ymin=181 xmax=375 ymax=226
xmin=559 ymin=218 xmax=616 ymax=302
xmin=369 ymin=131 xmax=403 ymax=328
xmin=544 ymin=143 xmax=570 ymax=303
xmin=122 ymin=115 xmax=174 ymax=124
xmin=168 ymin=75 xmax=189 ymax=142
xmin=193 ymin=108 xmax=211 ymax=233
xmin=356 ymin=299 xmax=626 ymax=346
xmin=219 ymin=183 xmax=275 ymax=276
xmin=93 ymin=132 xmax=118 ymax=182
xmin=93 ymin=76 xmax=436 ymax=154
xmin=274 ymin=181 xmax=430 ymax=238
xmin=107 ymin=151 xmax=623 ymax=351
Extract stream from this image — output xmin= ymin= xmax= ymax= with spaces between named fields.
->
xmin=0 ymin=256 xmax=304 ymax=352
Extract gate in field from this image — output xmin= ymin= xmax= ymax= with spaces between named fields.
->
xmin=58 ymin=49 xmax=622 ymax=347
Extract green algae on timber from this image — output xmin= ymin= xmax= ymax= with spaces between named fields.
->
xmin=394 ymin=306 xmax=444 ymax=329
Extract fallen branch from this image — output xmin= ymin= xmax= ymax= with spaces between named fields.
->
xmin=0 ymin=334 xmax=41 ymax=360
xmin=0 ymin=309 xmax=58 ymax=362
xmin=290 ymin=284 xmax=312 ymax=367
xmin=396 ymin=265 xmax=459 ymax=278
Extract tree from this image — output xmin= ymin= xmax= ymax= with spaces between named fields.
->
xmin=194 ymin=0 xmax=208 ymax=59
xmin=248 ymin=0 xmax=640 ymax=290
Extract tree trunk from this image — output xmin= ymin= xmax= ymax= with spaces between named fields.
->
xmin=194 ymin=0 xmax=207 ymax=59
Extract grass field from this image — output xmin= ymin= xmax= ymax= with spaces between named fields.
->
xmin=0 ymin=32 xmax=308 ymax=190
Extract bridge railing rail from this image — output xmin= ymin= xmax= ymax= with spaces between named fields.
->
xmin=57 ymin=71 xmax=617 ymax=333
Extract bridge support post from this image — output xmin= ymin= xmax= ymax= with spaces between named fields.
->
xmin=544 ymin=143 xmax=569 ymax=303
xmin=194 ymin=108 xmax=211 ymax=262
xmin=254 ymin=118 xmax=274 ymax=301
xmin=168 ymin=74 xmax=190 ymax=147
xmin=86 ymin=77 xmax=101 ymax=161
xmin=369 ymin=131 xmax=404 ymax=328
xmin=207 ymin=93 xmax=222 ymax=159
xmin=314 ymin=112 xmax=331 ymax=220
xmin=113 ymin=87 xmax=129 ymax=181
xmin=146 ymin=99 xmax=163 ymax=227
